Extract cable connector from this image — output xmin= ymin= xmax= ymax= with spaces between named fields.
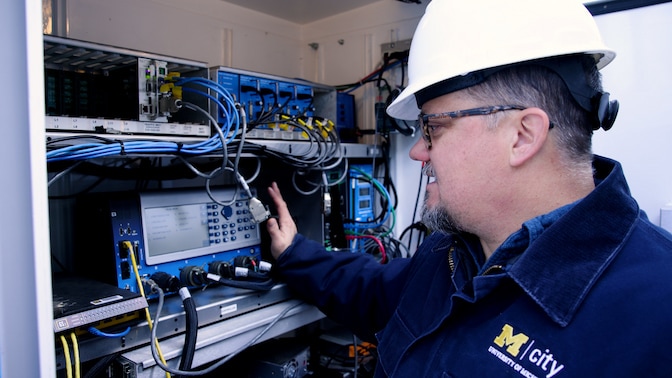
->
xmin=258 ymin=261 xmax=272 ymax=272
xmin=150 ymin=272 xmax=181 ymax=292
xmin=143 ymin=278 xmax=160 ymax=295
xmin=248 ymin=197 xmax=270 ymax=223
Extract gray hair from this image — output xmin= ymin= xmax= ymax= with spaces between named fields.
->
xmin=462 ymin=57 xmax=601 ymax=170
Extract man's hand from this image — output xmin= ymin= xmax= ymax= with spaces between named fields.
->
xmin=266 ymin=182 xmax=298 ymax=260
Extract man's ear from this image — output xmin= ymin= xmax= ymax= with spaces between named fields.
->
xmin=509 ymin=107 xmax=551 ymax=167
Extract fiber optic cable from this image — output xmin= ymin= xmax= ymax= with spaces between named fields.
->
xmin=125 ymin=241 xmax=171 ymax=378
xmin=88 ymin=326 xmax=131 ymax=338
xmin=70 ymin=332 xmax=80 ymax=378
xmin=60 ymin=335 xmax=72 ymax=378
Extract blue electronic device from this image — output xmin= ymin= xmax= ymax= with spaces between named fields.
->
xmin=336 ymin=92 xmax=357 ymax=143
xmin=349 ymin=165 xmax=375 ymax=224
xmin=75 ymin=188 xmax=262 ymax=295
xmin=212 ymin=67 xmax=323 ymax=140
xmin=346 ymin=165 xmax=376 ymax=253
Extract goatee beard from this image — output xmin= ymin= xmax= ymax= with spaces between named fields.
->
xmin=420 ymin=192 xmax=461 ymax=234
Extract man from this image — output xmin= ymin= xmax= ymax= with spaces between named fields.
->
xmin=266 ymin=0 xmax=672 ymax=376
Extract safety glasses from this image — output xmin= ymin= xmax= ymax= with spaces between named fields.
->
xmin=418 ymin=105 xmax=526 ymax=149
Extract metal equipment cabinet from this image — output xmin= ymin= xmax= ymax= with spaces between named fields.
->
xmin=0 ymin=1 xmax=55 ymax=377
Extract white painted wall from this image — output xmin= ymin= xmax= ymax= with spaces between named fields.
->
xmin=66 ymin=0 xmax=308 ymax=78
xmin=302 ymin=1 xmax=427 ymax=136
xmin=302 ymin=1 xmax=425 ymax=85
xmin=592 ymin=2 xmax=672 ymax=227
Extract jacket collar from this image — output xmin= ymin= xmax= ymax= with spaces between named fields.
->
xmin=506 ymin=155 xmax=640 ymax=326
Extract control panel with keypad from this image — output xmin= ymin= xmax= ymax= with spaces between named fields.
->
xmin=76 ymin=187 xmax=263 ymax=294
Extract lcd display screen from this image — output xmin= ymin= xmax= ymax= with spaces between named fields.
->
xmin=144 ymin=203 xmax=210 ymax=257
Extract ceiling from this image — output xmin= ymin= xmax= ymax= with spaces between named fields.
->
xmin=218 ymin=1 xmax=663 ymax=25
xmin=220 ymin=0 xmax=383 ymax=24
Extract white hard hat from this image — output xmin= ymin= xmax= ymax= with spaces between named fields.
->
xmin=386 ymin=0 xmax=616 ymax=121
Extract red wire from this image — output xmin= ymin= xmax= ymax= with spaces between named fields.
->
xmin=342 ymin=59 xmax=405 ymax=92
xmin=345 ymin=235 xmax=387 ymax=264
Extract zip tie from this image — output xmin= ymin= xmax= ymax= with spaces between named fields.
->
xmin=116 ymin=140 xmax=126 ymax=155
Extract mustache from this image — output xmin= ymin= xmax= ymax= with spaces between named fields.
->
xmin=422 ymin=163 xmax=435 ymax=177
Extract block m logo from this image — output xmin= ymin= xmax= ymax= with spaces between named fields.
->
xmin=493 ymin=324 xmax=530 ymax=357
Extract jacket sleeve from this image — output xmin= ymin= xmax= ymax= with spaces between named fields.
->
xmin=274 ymin=234 xmax=411 ymax=341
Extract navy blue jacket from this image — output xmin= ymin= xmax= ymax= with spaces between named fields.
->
xmin=275 ymin=156 xmax=672 ymax=377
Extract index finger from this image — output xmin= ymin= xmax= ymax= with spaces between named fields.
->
xmin=267 ymin=182 xmax=292 ymax=221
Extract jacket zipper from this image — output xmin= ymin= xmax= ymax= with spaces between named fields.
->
xmin=481 ymin=264 xmax=504 ymax=275
xmin=448 ymin=245 xmax=456 ymax=273
xmin=449 ymin=240 xmax=503 ymax=276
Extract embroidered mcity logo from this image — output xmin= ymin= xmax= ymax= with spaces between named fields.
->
xmin=488 ymin=324 xmax=565 ymax=378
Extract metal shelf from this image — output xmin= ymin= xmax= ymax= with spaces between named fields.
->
xmin=43 ymin=34 xmax=207 ymax=74
xmin=119 ymin=299 xmax=324 ymax=378
xmin=117 ymin=300 xmax=323 ymax=377
xmin=54 ymin=284 xmax=324 ymax=371
xmin=46 ymin=131 xmax=381 ymax=159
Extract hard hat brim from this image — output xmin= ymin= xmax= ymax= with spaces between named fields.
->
xmin=387 ymin=50 xmax=615 ymax=121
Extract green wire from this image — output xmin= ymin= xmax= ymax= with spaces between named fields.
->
xmin=350 ymin=166 xmax=396 ymax=237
